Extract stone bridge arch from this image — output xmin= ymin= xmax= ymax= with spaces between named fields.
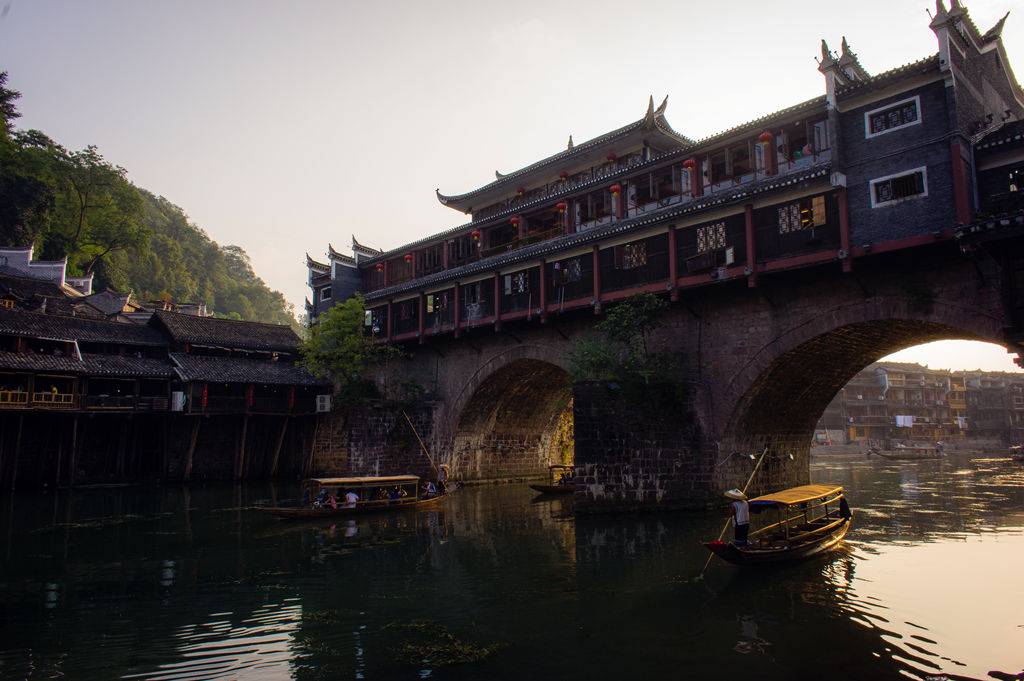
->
xmin=710 ymin=288 xmax=1007 ymax=493
xmin=428 ymin=340 xmax=574 ymax=484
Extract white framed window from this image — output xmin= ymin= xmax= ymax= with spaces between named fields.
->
xmin=320 ymin=287 xmax=332 ymax=302
xmin=864 ymin=95 xmax=921 ymax=138
xmin=870 ymin=167 xmax=928 ymax=207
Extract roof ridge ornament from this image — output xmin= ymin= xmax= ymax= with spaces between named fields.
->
xmin=567 ymin=135 xmax=574 ymax=150
xmin=982 ymin=11 xmax=1009 ymax=42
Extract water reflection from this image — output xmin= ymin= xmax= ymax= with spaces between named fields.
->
xmin=0 ymin=455 xmax=1022 ymax=679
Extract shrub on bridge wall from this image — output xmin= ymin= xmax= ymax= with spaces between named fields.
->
xmin=568 ymin=292 xmax=692 ymax=415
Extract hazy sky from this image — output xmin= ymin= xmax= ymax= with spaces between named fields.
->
xmin=2 ymin=0 xmax=1022 ymax=371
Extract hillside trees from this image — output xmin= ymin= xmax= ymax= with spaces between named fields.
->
xmin=0 ymin=70 xmax=298 ymax=328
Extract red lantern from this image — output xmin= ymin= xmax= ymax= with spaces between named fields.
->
xmin=556 ymin=202 xmax=567 ymax=214
xmin=758 ymin=131 xmax=774 ymax=142
xmin=511 ymin=216 xmax=521 ymax=227
xmin=517 ymin=187 xmax=525 ymax=196
xmin=404 ymin=253 xmax=413 ymax=263
xmin=606 ymin=153 xmax=617 ymax=162
xmin=682 ymin=158 xmax=697 ymax=169
xmin=375 ymin=263 xmax=384 ymax=272
xmin=559 ymin=171 xmax=568 ymax=181
xmin=471 ymin=229 xmax=482 ymax=241
xmin=609 ymin=184 xmax=621 ymax=196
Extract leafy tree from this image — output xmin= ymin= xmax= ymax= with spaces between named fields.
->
xmin=0 ymin=75 xmax=55 ymax=246
xmin=568 ymin=292 xmax=668 ymax=381
xmin=568 ymin=292 xmax=687 ymax=410
xmin=0 ymin=71 xmax=299 ymax=329
xmin=299 ymin=294 xmax=402 ymax=406
xmin=0 ymin=71 xmax=20 ymax=136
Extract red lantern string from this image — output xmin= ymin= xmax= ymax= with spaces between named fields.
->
xmin=609 ymin=184 xmax=621 ymax=196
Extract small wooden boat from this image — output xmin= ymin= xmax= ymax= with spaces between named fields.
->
xmin=261 ymin=475 xmax=453 ymax=519
xmin=871 ymin=447 xmax=943 ymax=460
xmin=1009 ymin=445 xmax=1024 ymax=462
xmin=528 ymin=465 xmax=576 ymax=495
xmin=704 ymin=484 xmax=852 ymax=565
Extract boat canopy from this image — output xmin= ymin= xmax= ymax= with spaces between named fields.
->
xmin=305 ymin=475 xmax=420 ymax=487
xmin=748 ymin=484 xmax=844 ymax=509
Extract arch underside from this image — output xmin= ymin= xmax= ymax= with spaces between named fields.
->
xmin=450 ymin=358 xmax=572 ymax=483
xmin=726 ymin=319 xmax=992 ymax=461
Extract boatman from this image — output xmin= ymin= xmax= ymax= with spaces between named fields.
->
xmin=725 ymin=489 xmax=749 ymax=546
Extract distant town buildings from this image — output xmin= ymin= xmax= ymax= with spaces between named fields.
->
xmin=816 ymin=362 xmax=1024 ymax=446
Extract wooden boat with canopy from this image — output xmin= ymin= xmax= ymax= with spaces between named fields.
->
xmin=261 ymin=475 xmax=453 ymax=519
xmin=528 ymin=465 xmax=576 ymax=494
xmin=704 ymin=484 xmax=852 ymax=565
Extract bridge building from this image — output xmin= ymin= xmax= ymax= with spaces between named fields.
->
xmin=306 ymin=1 xmax=1024 ymax=511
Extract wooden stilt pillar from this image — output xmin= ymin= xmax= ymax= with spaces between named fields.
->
xmin=116 ymin=418 xmax=128 ymax=478
xmin=269 ymin=417 xmax=289 ymax=477
xmin=304 ymin=418 xmax=320 ymax=478
xmin=10 ymin=415 xmax=23 ymax=491
xmin=160 ymin=419 xmax=169 ymax=480
xmin=235 ymin=415 xmax=248 ymax=480
xmin=54 ymin=420 xmax=63 ymax=488
xmin=68 ymin=415 xmax=79 ymax=488
xmin=184 ymin=419 xmax=201 ymax=482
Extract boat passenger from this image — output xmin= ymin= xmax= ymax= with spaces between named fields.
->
xmin=423 ymin=480 xmax=437 ymax=497
xmin=372 ymin=487 xmax=387 ymax=502
xmin=315 ymin=487 xmax=329 ymax=508
xmin=389 ymin=486 xmax=408 ymax=503
xmin=344 ymin=489 xmax=359 ymax=508
xmin=725 ymin=489 xmax=749 ymax=546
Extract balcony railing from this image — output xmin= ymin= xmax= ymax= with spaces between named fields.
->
xmin=31 ymin=392 xmax=76 ymax=409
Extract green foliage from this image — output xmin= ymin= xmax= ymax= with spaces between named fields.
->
xmin=0 ymin=71 xmax=298 ymax=329
xmin=568 ymin=292 xmax=689 ymax=412
xmin=299 ymin=294 xmax=403 ymax=406
xmin=568 ymin=291 xmax=669 ymax=381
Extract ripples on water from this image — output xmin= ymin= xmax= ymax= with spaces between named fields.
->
xmin=1 ymin=453 xmax=1023 ymax=680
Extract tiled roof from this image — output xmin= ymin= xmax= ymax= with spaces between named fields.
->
xmin=0 ymin=271 xmax=71 ymax=301
xmin=151 ymin=310 xmax=301 ymax=353
xmin=169 ymin=353 xmax=326 ymax=386
xmin=834 ymin=55 xmax=941 ymax=98
xmin=365 ymin=162 xmax=833 ymax=302
xmin=436 ymin=97 xmax=692 ymax=210
xmin=0 ymin=308 xmax=167 ymax=346
xmin=976 ymin=119 xmax=1024 ymax=150
xmin=0 ymin=350 xmax=176 ymax=377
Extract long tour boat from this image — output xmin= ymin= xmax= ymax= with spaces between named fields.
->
xmin=704 ymin=484 xmax=852 ymax=565
xmin=261 ymin=475 xmax=453 ymax=519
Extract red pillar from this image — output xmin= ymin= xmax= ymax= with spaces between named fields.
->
xmin=951 ymin=140 xmax=971 ymax=226
xmin=539 ymin=260 xmax=548 ymax=322
xmin=493 ymin=273 xmax=502 ymax=331
xmin=453 ymin=283 xmax=461 ymax=339
xmin=668 ymin=226 xmax=679 ymax=302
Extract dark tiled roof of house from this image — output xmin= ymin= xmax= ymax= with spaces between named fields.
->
xmin=169 ymin=353 xmax=325 ymax=386
xmin=0 ymin=308 xmax=167 ymax=346
xmin=0 ymin=350 xmax=176 ymax=377
xmin=0 ymin=271 xmax=74 ymax=301
xmin=152 ymin=310 xmax=300 ymax=353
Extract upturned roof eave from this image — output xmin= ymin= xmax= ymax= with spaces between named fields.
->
xmin=362 ymin=97 xmax=830 ymax=264
xmin=365 ymin=162 xmax=833 ymax=302
xmin=436 ymin=99 xmax=692 ymax=212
